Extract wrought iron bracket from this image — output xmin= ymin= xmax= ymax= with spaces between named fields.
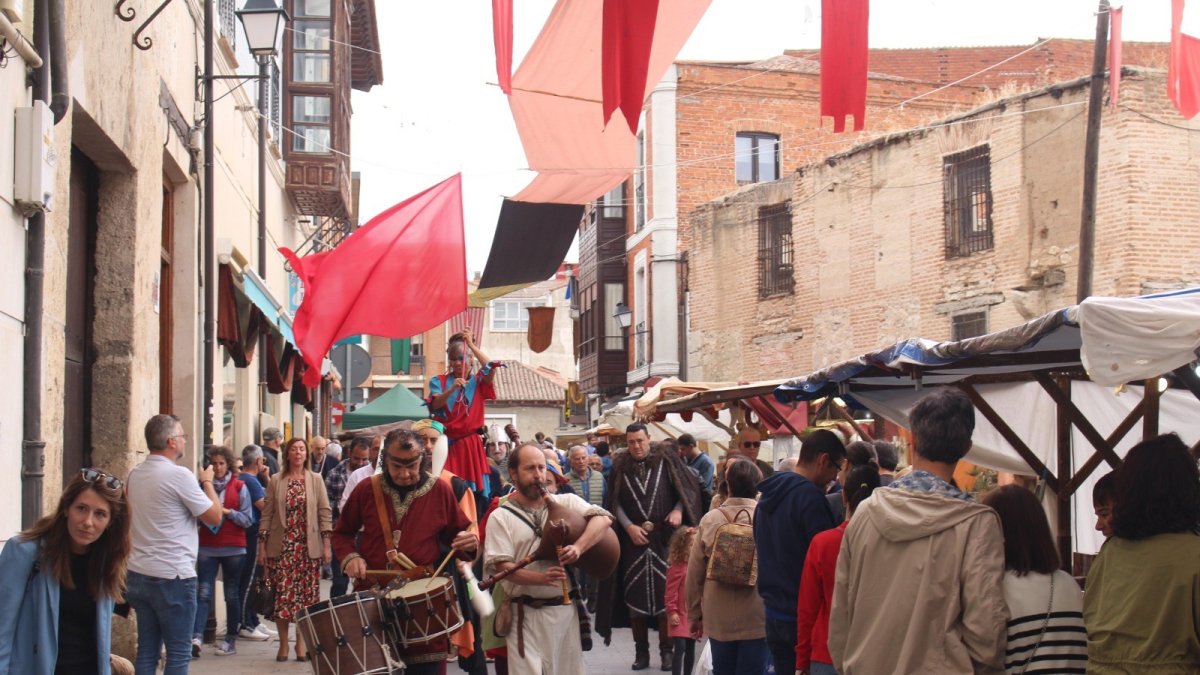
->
xmin=114 ymin=0 xmax=179 ymax=51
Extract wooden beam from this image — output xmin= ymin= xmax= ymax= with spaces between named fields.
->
xmin=1033 ymin=371 xmax=1122 ymax=470
xmin=1063 ymin=398 xmax=1143 ymax=496
xmin=1143 ymin=378 xmax=1160 ymax=439
xmin=698 ymin=409 xmax=734 ymax=436
xmin=1055 ymin=376 xmax=1074 ymax=573
xmin=956 ymin=383 xmax=1058 ymax=492
xmin=831 ymin=400 xmax=874 ymax=441
xmin=755 ymin=396 xmax=806 ymax=440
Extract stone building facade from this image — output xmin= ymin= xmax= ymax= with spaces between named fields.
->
xmin=0 ymin=0 xmax=380 ymax=538
xmin=686 ymin=69 xmax=1200 ymax=383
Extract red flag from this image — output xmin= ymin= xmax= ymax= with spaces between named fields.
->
xmin=1170 ymin=0 xmax=1200 ymax=119
xmin=1109 ymin=4 xmax=1123 ymax=112
xmin=820 ymin=0 xmax=869 ymax=133
xmin=281 ymin=175 xmax=467 ymax=387
xmin=493 ymin=0 xmax=513 ymax=94
xmin=602 ymin=0 xmax=660 ymax=134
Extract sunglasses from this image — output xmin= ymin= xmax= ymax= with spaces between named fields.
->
xmin=741 ymin=441 xmax=762 ymax=448
xmin=81 ymin=468 xmax=124 ymax=493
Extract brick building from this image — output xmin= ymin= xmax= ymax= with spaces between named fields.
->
xmin=686 ymin=68 xmax=1200 ymax=383
xmin=574 ymin=39 xmax=1169 ymax=413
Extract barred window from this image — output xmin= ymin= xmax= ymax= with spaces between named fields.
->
xmin=757 ymin=202 xmax=794 ymax=298
xmin=270 ymin=59 xmax=282 ymax=151
xmin=634 ymin=133 xmax=646 ymax=231
xmin=943 ymin=146 xmax=994 ymax=258
xmin=951 ymin=311 xmax=988 ymax=341
xmin=219 ymin=0 xmax=236 ymax=48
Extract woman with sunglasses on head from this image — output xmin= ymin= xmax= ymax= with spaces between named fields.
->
xmin=0 ymin=468 xmax=131 ymax=675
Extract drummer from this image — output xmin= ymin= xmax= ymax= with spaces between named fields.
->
xmin=483 ymin=443 xmax=614 ymax=675
xmin=333 ymin=427 xmax=478 ymax=674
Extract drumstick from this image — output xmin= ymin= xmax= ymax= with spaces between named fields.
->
xmin=432 ymin=522 xmax=478 ymax=578
xmin=365 ymin=569 xmax=407 ymax=577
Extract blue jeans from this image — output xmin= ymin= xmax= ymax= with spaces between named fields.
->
xmin=764 ymin=617 xmax=797 ymax=675
xmin=330 ymin=551 xmax=350 ymax=598
xmin=709 ymin=637 xmax=769 ymax=675
xmin=193 ymin=552 xmax=246 ymax=643
xmin=810 ymin=661 xmax=838 ymax=675
xmin=239 ymin=522 xmax=261 ymax=630
xmin=126 ymin=571 xmax=198 ymax=675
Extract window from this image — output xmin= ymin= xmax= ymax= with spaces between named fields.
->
xmin=634 ymin=132 xmax=646 ymax=230
xmin=736 ymin=132 xmax=780 ymax=183
xmin=293 ymin=13 xmax=331 ymax=84
xmin=603 ymin=283 xmax=625 ymax=350
xmin=270 ymin=59 xmax=282 ymax=151
xmin=292 ymin=95 xmax=331 ymax=153
xmin=411 ymin=333 xmax=424 ymax=365
xmin=490 ymin=299 xmax=545 ymax=332
xmin=943 ymin=146 xmax=994 ymax=258
xmin=599 ymin=183 xmax=626 ymax=220
xmin=951 ymin=311 xmax=988 ymax=341
xmin=296 ymin=0 xmax=331 ymax=15
xmin=218 ymin=0 xmax=236 ymax=48
xmin=758 ymin=202 xmax=794 ymax=298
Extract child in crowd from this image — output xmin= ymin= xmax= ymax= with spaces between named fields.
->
xmin=1092 ymin=472 xmax=1115 ymax=539
xmin=796 ymin=462 xmax=881 ymax=675
xmin=664 ymin=527 xmax=698 ymax=675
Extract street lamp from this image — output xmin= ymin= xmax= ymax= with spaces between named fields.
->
xmin=613 ymin=302 xmax=632 ymax=329
xmin=236 ymin=0 xmax=290 ymax=56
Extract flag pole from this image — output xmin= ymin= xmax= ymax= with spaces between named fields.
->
xmin=1077 ymin=0 xmax=1110 ymax=303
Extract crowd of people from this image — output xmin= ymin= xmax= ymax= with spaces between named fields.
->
xmin=0 ymin=346 xmax=1198 ymax=675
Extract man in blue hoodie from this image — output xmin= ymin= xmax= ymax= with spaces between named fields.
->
xmin=752 ymin=428 xmax=845 ymax=674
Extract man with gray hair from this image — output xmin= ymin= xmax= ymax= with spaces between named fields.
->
xmin=235 ymin=445 xmax=273 ymax=641
xmin=260 ymin=427 xmax=282 ymax=476
xmin=125 ymin=414 xmax=224 ymax=672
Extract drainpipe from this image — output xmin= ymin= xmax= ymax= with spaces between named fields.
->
xmin=202 ymin=0 xmax=217 ymax=459
xmin=47 ymin=0 xmax=68 ymax=122
xmin=22 ymin=0 xmax=53 ymax=528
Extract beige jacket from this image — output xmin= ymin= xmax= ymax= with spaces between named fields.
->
xmin=260 ymin=470 xmax=333 ymax=559
xmin=685 ymin=497 xmax=766 ymax=642
xmin=829 ymin=488 xmax=1008 ymax=674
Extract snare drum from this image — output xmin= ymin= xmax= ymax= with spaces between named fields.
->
xmin=296 ymin=592 xmax=406 ymax=674
xmin=380 ymin=575 xmax=464 ymax=648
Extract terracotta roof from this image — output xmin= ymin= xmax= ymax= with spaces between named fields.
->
xmin=494 ymin=362 xmax=565 ymax=405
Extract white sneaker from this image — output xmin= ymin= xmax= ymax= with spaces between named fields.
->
xmin=238 ymin=625 xmax=270 ymax=641
xmin=191 ymin=638 xmax=202 ymax=659
xmin=259 ymin=624 xmax=278 ymax=636
xmin=215 ymin=640 xmax=237 ymax=656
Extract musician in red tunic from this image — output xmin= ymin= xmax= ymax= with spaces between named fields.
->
xmin=427 ymin=328 xmax=501 ymax=498
xmin=333 ymin=428 xmax=478 ymax=674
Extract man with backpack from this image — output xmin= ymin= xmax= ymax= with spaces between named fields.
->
xmin=753 ymin=428 xmax=845 ymax=674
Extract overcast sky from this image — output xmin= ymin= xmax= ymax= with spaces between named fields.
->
xmin=349 ymin=0 xmax=1172 ymax=275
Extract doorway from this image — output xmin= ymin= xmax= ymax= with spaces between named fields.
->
xmin=64 ymin=149 xmax=98 ymax=483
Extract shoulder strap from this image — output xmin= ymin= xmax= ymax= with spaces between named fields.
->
xmin=371 ymin=474 xmax=401 ymax=565
xmin=500 ymin=501 xmax=541 ymax=537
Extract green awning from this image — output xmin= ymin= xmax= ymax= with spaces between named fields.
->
xmin=341 ymin=384 xmax=428 ymax=430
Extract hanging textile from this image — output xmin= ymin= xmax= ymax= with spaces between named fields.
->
xmin=391 ymin=338 xmax=412 ymax=375
xmin=819 ymin=0 xmax=869 ymax=133
xmin=493 ymin=0 xmax=513 ymax=94
xmin=602 ymin=0 xmax=660 ymax=133
xmin=527 ymin=306 xmax=556 ymax=353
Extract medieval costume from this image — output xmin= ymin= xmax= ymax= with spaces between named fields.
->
xmin=331 ymin=471 xmax=471 ymax=671
xmin=597 ymin=447 xmax=702 ymax=669
xmin=428 ymin=360 xmax=501 ymax=497
xmin=483 ymin=493 xmax=612 ymax=675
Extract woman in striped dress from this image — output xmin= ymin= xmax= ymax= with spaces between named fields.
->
xmin=981 ymin=485 xmax=1087 ymax=674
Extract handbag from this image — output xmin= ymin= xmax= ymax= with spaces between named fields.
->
xmin=252 ymin=566 xmax=276 ymax=617
xmin=492 ymin=584 xmax=514 ymax=638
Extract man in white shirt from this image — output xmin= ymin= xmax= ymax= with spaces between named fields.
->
xmin=125 ymin=414 xmax=223 ymax=674
xmin=338 ymin=433 xmax=383 ymax=512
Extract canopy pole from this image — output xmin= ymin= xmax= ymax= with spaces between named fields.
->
xmin=1142 ymin=378 xmax=1160 ymax=439
xmin=1055 ymin=375 xmax=1074 ymax=573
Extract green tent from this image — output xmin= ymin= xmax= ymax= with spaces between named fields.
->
xmin=341 ymin=384 xmax=428 ymax=430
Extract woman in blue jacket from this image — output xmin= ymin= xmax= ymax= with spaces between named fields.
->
xmin=0 ymin=468 xmax=131 ymax=675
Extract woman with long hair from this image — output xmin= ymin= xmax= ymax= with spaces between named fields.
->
xmin=797 ymin=462 xmax=880 ymax=675
xmin=981 ymin=485 xmax=1087 ymax=674
xmin=257 ymin=438 xmax=332 ymax=662
xmin=0 ymin=468 xmax=131 ymax=674
xmin=1084 ymin=433 xmax=1200 ymax=673
xmin=192 ymin=445 xmax=254 ymax=657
